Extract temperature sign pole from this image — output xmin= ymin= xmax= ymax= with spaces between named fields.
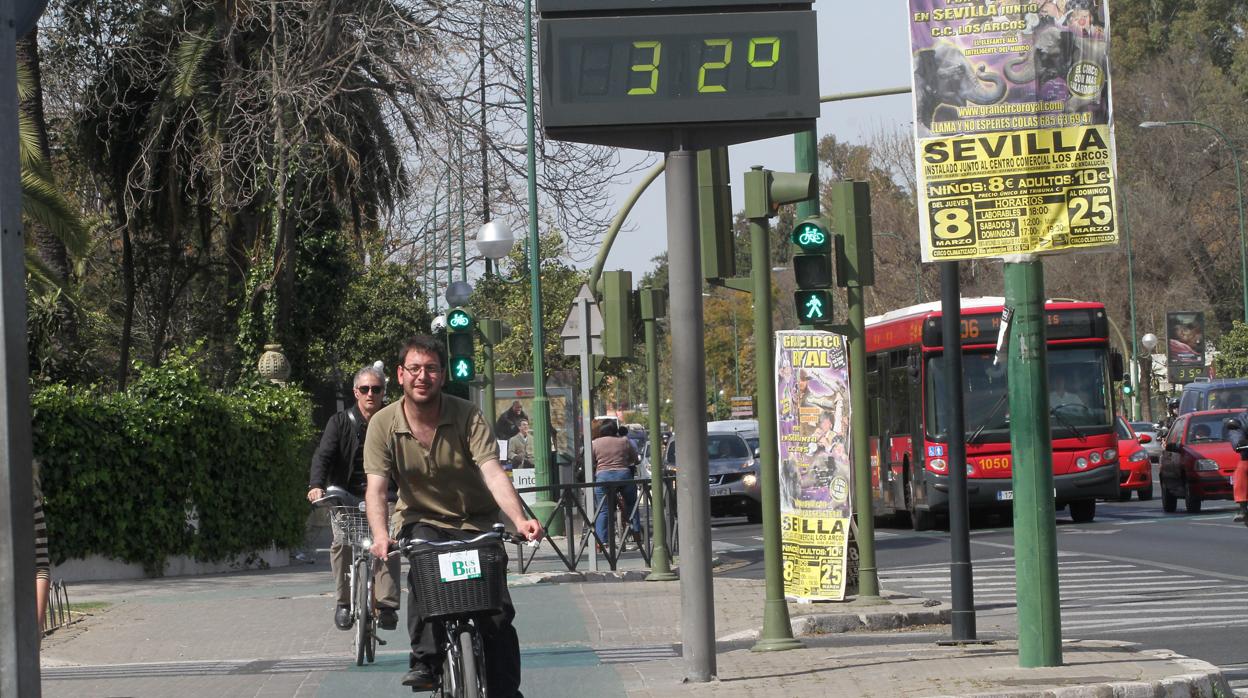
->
xmin=538 ymin=0 xmax=820 ymax=682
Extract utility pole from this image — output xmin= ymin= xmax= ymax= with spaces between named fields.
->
xmin=1 ymin=1 xmax=42 ymax=694
xmin=1004 ymin=258 xmax=1062 ymax=667
xmin=940 ymin=261 xmax=976 ymax=640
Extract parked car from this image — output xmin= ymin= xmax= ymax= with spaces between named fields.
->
xmin=1159 ymin=409 xmax=1241 ymax=513
xmin=1129 ymin=420 xmax=1163 ymax=463
xmin=665 ymin=431 xmax=761 ymax=522
xmin=1115 ymin=416 xmax=1153 ymax=501
xmin=1177 ymin=379 xmax=1248 ymax=416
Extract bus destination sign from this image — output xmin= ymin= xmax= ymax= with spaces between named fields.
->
xmin=923 ymin=308 xmax=1107 ymax=347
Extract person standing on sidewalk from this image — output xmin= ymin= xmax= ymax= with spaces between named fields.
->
xmin=364 ymin=335 xmax=542 ymax=695
xmin=592 ymin=422 xmax=641 ymax=549
xmin=1224 ymin=415 xmax=1248 ymax=525
xmin=307 ymin=365 xmax=401 ymax=632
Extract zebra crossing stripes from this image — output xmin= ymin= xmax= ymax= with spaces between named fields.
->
xmin=879 ymin=555 xmax=1248 ymax=636
xmin=594 ymin=644 xmax=679 ymax=664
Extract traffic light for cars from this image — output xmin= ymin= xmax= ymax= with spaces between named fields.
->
xmin=743 ymin=168 xmax=816 ymax=220
xmin=791 ymin=216 xmax=835 ymax=326
xmin=446 ymin=307 xmax=475 ymax=382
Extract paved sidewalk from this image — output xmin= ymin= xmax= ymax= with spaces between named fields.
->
xmin=38 ymin=552 xmax=1233 ymax=697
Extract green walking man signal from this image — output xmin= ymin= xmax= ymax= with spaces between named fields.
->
xmin=791 ymin=215 xmax=835 ymax=326
xmin=447 ymin=307 xmax=476 ymax=383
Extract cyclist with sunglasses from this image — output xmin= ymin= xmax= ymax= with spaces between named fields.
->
xmin=308 ymin=364 xmax=401 ymax=632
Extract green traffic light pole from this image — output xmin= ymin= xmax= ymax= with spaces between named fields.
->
xmin=744 ymin=167 xmax=802 ymax=652
xmin=795 ymin=132 xmax=882 ymax=603
xmin=1141 ymin=120 xmax=1247 ymax=323
xmin=1004 ymin=258 xmax=1062 ymax=667
xmin=523 ymin=0 xmax=557 ymax=526
xmin=641 ymin=287 xmax=676 ymax=581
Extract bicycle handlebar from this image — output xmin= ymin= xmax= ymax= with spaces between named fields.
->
xmin=388 ymin=525 xmax=537 ymax=557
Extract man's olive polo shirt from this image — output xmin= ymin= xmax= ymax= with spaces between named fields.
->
xmin=363 ymin=393 xmax=501 ymax=532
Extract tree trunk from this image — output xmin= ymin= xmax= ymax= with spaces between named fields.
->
xmin=18 ymin=29 xmax=76 ymax=347
xmin=118 ymin=216 xmax=136 ymax=390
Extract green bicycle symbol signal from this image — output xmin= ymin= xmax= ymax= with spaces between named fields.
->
xmin=447 ymin=309 xmax=472 ymax=330
xmin=797 ymin=226 xmax=826 ymax=247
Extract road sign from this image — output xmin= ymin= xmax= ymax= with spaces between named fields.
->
xmin=561 ymin=284 xmax=604 ymax=356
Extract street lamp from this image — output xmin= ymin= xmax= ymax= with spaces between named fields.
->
xmin=523 ymin=0 xmax=557 ymax=527
xmin=1140 ymin=120 xmax=1247 ymax=322
xmin=1141 ymin=332 xmax=1158 ymax=421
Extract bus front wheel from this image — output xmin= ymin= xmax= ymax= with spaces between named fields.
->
xmin=1068 ymin=500 xmax=1096 ymax=523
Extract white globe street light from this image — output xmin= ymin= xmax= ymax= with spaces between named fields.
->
xmin=477 ymin=219 xmax=517 ymax=260
xmin=1141 ymin=333 xmax=1158 ymax=352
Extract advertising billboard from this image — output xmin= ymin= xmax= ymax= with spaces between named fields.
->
xmin=907 ymin=1 xmax=1120 ymax=261
xmin=1166 ymin=311 xmax=1206 ymax=384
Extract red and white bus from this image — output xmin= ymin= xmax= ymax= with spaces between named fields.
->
xmin=865 ymin=297 xmax=1121 ymax=529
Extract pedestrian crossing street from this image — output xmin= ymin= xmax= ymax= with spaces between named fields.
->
xmin=880 ymin=555 xmax=1248 ymax=696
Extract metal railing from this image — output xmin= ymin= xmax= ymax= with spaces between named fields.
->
xmin=512 ymin=475 xmax=677 ymax=573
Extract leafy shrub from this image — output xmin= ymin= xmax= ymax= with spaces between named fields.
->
xmin=33 ymin=348 xmax=314 ymax=575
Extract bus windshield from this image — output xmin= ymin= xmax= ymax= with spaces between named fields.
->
xmin=925 ymin=347 xmax=1112 ymax=443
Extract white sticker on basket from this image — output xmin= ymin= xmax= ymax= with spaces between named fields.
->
xmin=438 ymin=549 xmax=482 ymax=582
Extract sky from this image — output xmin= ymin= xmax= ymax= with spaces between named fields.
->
xmin=583 ymin=2 xmax=918 ymax=280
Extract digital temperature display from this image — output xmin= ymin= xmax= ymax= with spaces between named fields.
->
xmin=539 ymin=10 xmax=819 ymax=150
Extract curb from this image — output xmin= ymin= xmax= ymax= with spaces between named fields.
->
xmin=716 ymin=598 xmax=953 ymax=643
xmin=931 ymin=642 xmax=1235 ymax=698
xmin=509 ymin=569 xmax=652 ymax=586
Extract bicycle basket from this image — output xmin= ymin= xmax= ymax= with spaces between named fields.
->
xmin=329 ymin=506 xmax=372 ymax=548
xmin=408 ymin=538 xmax=506 ymax=620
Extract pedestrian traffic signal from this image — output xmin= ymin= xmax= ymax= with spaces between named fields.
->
xmin=1122 ymin=382 xmax=1133 ymax=396
xmin=447 ymin=307 xmax=475 ymax=383
xmin=795 ymin=290 xmax=832 ymax=324
xmin=791 ymin=215 xmax=835 ymax=326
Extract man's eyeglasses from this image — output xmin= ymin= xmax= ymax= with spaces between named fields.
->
xmin=403 ymin=364 xmax=443 ymax=377
xmin=355 ymin=385 xmax=384 ymax=395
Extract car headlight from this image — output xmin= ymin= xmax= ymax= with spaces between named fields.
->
xmin=742 ymin=473 xmax=758 ymax=488
xmin=1089 ymin=451 xmax=1102 ymax=465
xmin=1103 ymin=448 xmax=1117 ymax=462
xmin=1128 ymin=450 xmax=1148 ymax=463
xmin=1196 ymin=459 xmax=1219 ymax=471
xmin=1075 ymin=457 xmax=1089 ymax=469
xmin=929 ymin=458 xmax=948 ymax=473
xmin=741 ymin=459 xmax=756 ymax=469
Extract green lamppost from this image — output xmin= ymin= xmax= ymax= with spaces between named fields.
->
xmin=523 ymin=0 xmax=556 ymax=525
xmin=1141 ymin=120 xmax=1247 ymax=323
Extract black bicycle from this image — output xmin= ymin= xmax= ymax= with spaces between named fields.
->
xmin=314 ymin=486 xmax=385 ymax=666
xmin=394 ymin=525 xmax=529 ymax=698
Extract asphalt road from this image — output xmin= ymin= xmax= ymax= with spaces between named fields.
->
xmin=708 ymin=494 xmax=1248 ymax=695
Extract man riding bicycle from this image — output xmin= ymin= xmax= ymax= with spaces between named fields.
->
xmin=307 ymin=364 xmax=401 ymax=632
xmin=364 ymin=335 xmax=542 ymax=696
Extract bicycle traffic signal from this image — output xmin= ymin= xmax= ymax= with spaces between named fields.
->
xmin=446 ymin=307 xmax=475 ymax=382
xmin=1121 ymin=381 xmax=1133 ymax=396
xmin=791 ymin=216 xmax=835 ymax=326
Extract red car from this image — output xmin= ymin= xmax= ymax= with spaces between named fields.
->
xmin=1115 ymin=416 xmax=1153 ymax=500
xmin=1159 ymin=409 xmax=1241 ymax=513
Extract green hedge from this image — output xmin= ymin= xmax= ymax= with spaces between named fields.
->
xmin=33 ymin=349 xmax=315 ymax=575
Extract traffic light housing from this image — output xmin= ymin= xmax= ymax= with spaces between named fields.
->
xmin=446 ymin=307 xmax=475 ymax=382
xmin=791 ymin=215 xmax=835 ymax=326
xmin=832 ymin=181 xmax=874 ymax=288
xmin=744 ymin=168 xmax=816 ymax=220
xmin=698 ymin=147 xmax=735 ymax=280
xmin=602 ymin=270 xmax=634 ymax=359
xmin=1121 ymin=381 xmax=1133 ymax=396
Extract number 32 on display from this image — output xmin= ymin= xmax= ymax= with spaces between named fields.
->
xmin=627 ymin=37 xmax=780 ymax=95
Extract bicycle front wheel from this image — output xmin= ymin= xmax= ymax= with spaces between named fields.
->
xmin=457 ymin=627 xmax=485 ymax=698
xmin=353 ymin=559 xmax=370 ymax=666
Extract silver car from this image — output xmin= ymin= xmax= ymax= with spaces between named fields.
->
xmin=1129 ymin=420 xmax=1164 ymax=463
xmin=665 ymin=432 xmax=761 ymax=523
